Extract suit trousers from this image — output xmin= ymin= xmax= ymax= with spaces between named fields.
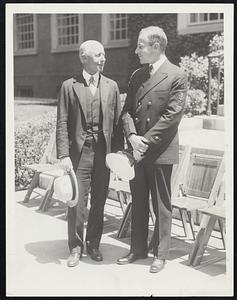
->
xmin=130 ymin=161 xmax=173 ymax=259
xmin=67 ymin=134 xmax=110 ymax=252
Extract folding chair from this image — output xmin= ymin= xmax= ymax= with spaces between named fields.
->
xmin=188 ymin=175 xmax=226 ymax=266
xmin=23 ymin=128 xmax=61 ymax=211
xmin=112 ymin=144 xmax=191 ymax=239
xmin=172 ymin=148 xmax=225 ymax=240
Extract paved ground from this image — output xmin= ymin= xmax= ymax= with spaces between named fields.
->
xmin=7 ymin=188 xmax=231 ymax=297
xmin=7 ymin=127 xmax=232 ymax=296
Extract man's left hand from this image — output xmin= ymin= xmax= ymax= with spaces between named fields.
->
xmin=133 ymin=149 xmax=144 ymax=162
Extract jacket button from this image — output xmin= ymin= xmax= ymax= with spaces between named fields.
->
xmin=146 ymin=118 xmax=150 ymax=123
xmin=138 ymin=101 xmax=141 ymax=106
xmin=135 ymin=117 xmax=138 ymax=121
xmin=155 ymin=136 xmax=159 ymax=140
xmin=147 ymin=101 xmax=152 ymax=107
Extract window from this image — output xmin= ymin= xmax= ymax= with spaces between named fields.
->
xmin=189 ymin=13 xmax=224 ymax=25
xmin=14 ymin=14 xmax=37 ymax=55
xmin=102 ymin=14 xmax=129 ymax=48
xmin=51 ymin=14 xmax=83 ymax=52
xmin=177 ymin=13 xmax=224 ymax=35
xmin=16 ymin=86 xmax=33 ymax=97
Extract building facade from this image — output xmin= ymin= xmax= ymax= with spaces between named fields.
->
xmin=13 ymin=13 xmax=223 ymax=98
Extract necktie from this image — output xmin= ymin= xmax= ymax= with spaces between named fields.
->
xmin=149 ymin=64 xmax=153 ymax=76
xmin=89 ymin=76 xmax=97 ymax=96
xmin=89 ymin=76 xmax=95 ymax=86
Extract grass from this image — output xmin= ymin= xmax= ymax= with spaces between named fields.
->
xmin=14 ymin=103 xmax=57 ymax=124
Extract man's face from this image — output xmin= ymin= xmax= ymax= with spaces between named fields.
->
xmin=84 ymin=44 xmax=106 ymax=74
xmin=135 ymin=33 xmax=159 ymax=65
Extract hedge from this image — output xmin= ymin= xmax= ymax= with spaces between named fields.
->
xmin=15 ymin=111 xmax=56 ymax=191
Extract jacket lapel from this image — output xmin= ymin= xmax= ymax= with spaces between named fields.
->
xmin=72 ymin=73 xmax=87 ymax=122
xmin=135 ymin=60 xmax=169 ymax=106
xmin=99 ymin=74 xmax=110 ymax=119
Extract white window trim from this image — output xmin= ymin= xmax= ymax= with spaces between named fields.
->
xmin=177 ymin=13 xmax=223 ymax=35
xmin=101 ymin=14 xmax=129 ymax=48
xmin=51 ymin=14 xmax=84 ymax=53
xmin=14 ymin=14 xmax=38 ymax=56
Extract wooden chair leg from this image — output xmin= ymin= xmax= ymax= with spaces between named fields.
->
xmin=23 ymin=171 xmax=40 ymax=203
xmin=187 ymin=210 xmax=196 ymax=240
xmin=65 ymin=208 xmax=68 ymax=220
xmin=117 ymin=202 xmax=132 ymax=239
xmin=192 ymin=216 xmax=217 ymax=267
xmin=117 ymin=191 xmax=127 ymax=214
xmin=218 ymin=218 xmax=226 ymax=250
xmin=179 ymin=208 xmax=188 ymax=237
xmin=149 ymin=198 xmax=156 ymax=226
xmin=188 ymin=214 xmax=209 ymax=265
xmin=38 ymin=177 xmax=55 ymax=211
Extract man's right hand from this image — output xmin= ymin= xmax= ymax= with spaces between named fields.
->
xmin=128 ymin=134 xmax=149 ymax=153
xmin=60 ymin=157 xmax=73 ymax=173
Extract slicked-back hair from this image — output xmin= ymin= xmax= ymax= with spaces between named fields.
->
xmin=139 ymin=26 xmax=168 ymax=53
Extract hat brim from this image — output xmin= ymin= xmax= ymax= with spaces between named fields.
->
xmin=106 ymin=152 xmax=135 ymax=180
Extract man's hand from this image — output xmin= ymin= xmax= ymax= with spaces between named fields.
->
xmin=60 ymin=157 xmax=73 ymax=173
xmin=129 ymin=134 xmax=149 ymax=154
xmin=133 ymin=149 xmax=144 ymax=163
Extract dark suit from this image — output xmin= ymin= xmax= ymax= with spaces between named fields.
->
xmin=121 ymin=59 xmax=188 ymax=259
xmin=56 ymin=73 xmax=123 ymax=251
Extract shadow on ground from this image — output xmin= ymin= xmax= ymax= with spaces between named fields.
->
xmin=24 ymin=240 xmax=129 ymax=266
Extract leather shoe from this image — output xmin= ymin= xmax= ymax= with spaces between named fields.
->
xmin=117 ymin=252 xmax=147 ymax=265
xmin=150 ymin=257 xmax=166 ymax=273
xmin=87 ymin=248 xmax=103 ymax=262
xmin=67 ymin=246 xmax=82 ymax=267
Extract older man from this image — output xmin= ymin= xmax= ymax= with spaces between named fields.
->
xmin=117 ymin=26 xmax=188 ymax=273
xmin=56 ymin=40 xmax=123 ymax=267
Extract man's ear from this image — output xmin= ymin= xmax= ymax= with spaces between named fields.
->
xmin=153 ymin=42 xmax=160 ymax=51
xmin=80 ymin=53 xmax=87 ymax=64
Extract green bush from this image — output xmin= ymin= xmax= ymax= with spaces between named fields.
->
xmin=15 ymin=111 xmax=56 ymax=190
xmin=179 ymin=33 xmax=224 ymax=116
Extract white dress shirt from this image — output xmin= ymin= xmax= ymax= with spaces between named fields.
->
xmin=82 ymin=70 xmax=99 ymax=96
xmin=150 ymin=54 xmax=167 ymax=76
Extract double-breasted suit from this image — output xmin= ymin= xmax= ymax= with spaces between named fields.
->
xmin=56 ymin=73 xmax=123 ymax=251
xmin=121 ymin=59 xmax=188 ymax=258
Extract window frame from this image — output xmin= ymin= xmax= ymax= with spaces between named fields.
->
xmin=14 ymin=14 xmax=38 ymax=56
xmin=177 ymin=13 xmax=224 ymax=35
xmin=189 ymin=13 xmax=223 ymax=26
xmin=102 ymin=14 xmax=129 ymax=48
xmin=51 ymin=14 xmax=84 ymax=53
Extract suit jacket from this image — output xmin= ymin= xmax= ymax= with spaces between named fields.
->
xmin=56 ymin=73 xmax=123 ymax=170
xmin=121 ymin=59 xmax=188 ymax=164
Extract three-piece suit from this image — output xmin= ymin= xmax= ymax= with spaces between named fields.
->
xmin=56 ymin=72 xmax=123 ymax=252
xmin=121 ymin=58 xmax=188 ymax=259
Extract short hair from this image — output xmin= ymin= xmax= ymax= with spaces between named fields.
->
xmin=79 ymin=40 xmax=103 ymax=62
xmin=139 ymin=26 xmax=168 ymax=52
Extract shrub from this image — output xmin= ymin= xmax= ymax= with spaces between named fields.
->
xmin=184 ymin=89 xmax=207 ymax=117
xmin=179 ymin=33 xmax=224 ymax=116
xmin=15 ymin=111 xmax=56 ymax=190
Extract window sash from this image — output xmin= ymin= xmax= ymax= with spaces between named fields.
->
xmin=109 ymin=14 xmax=128 ymax=42
xmin=51 ymin=14 xmax=83 ymax=52
xmin=14 ymin=14 xmax=36 ymax=53
xmin=189 ymin=13 xmax=223 ymax=25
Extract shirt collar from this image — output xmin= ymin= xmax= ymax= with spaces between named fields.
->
xmin=82 ymin=69 xmax=99 ymax=85
xmin=150 ymin=54 xmax=167 ymax=75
